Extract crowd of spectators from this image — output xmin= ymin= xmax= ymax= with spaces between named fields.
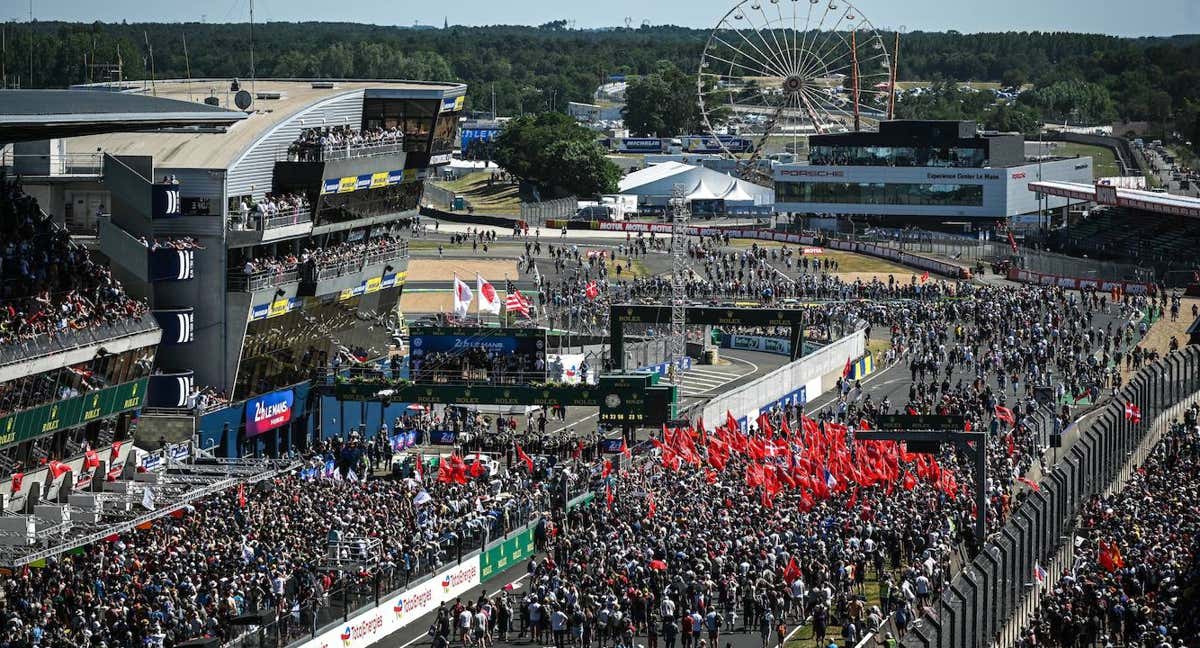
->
xmin=288 ymin=125 xmax=404 ymax=162
xmin=1016 ymin=403 xmax=1200 ymax=648
xmin=411 ymin=346 xmax=547 ymax=386
xmin=237 ymin=235 xmax=407 ymax=279
xmin=0 ymin=175 xmax=148 ymax=347
xmin=0 ymin=433 xmax=561 ymax=648
xmin=138 ymin=237 xmax=205 ymax=251
xmin=230 ymin=193 xmax=311 ymax=231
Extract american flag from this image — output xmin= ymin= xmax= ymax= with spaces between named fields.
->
xmin=505 ymin=290 xmax=532 ymax=318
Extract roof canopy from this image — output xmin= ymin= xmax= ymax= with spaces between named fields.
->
xmin=0 ymin=90 xmax=248 ymax=143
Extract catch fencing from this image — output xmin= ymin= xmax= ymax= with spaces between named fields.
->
xmin=900 ymin=344 xmax=1200 ymax=648
xmin=521 ymin=196 xmax=577 ymax=227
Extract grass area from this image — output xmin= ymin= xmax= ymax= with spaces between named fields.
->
xmin=725 ymin=243 xmax=916 ymax=276
xmin=1049 ymin=142 xmax=1120 ymax=178
xmin=613 ymin=258 xmax=649 ymax=279
xmin=786 ymin=580 xmax=888 ymax=647
xmin=866 ymin=338 xmax=892 ymax=359
xmin=432 ymin=171 xmax=521 ymax=214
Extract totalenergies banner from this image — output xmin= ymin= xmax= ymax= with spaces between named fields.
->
xmin=245 ymin=389 xmax=294 ymax=437
xmin=296 ymin=559 xmax=480 ymax=648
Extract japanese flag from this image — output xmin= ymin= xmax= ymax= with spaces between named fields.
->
xmin=477 ymin=275 xmax=501 ymax=314
xmin=453 ymin=275 xmax=473 ymax=317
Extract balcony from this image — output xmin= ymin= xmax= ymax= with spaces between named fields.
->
xmin=287 ymin=141 xmax=406 ymax=163
xmin=227 ymin=207 xmax=314 ymax=247
xmin=0 ymin=317 xmax=161 ymax=382
xmin=298 ymin=241 xmax=409 ymax=298
xmin=227 ymin=268 xmax=302 ymax=293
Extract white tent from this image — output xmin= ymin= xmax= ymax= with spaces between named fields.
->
xmin=617 ymin=161 xmax=774 ymax=208
xmin=720 ymin=180 xmax=758 ymax=205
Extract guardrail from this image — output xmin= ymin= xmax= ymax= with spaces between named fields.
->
xmin=901 ymin=345 xmax=1200 ymax=648
xmin=287 ymin=140 xmax=405 ymax=163
xmin=0 ymin=316 xmax=160 ymax=372
xmin=227 ymin=268 xmax=301 ymax=292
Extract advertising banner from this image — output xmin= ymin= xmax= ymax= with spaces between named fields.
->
xmin=245 ymin=389 xmax=295 ymax=437
xmin=296 ymin=559 xmax=479 ymax=648
xmin=0 ymin=379 xmax=148 ymax=449
xmin=479 ymin=526 xmax=536 ymax=582
xmin=726 ymin=334 xmax=793 ymax=356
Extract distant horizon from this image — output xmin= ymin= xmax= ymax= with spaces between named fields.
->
xmin=12 ymin=18 xmax=1200 ymax=39
xmin=7 ymin=0 xmax=1199 ymax=39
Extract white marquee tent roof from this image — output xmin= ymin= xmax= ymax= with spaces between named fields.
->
xmin=618 ymin=161 xmax=773 ymax=205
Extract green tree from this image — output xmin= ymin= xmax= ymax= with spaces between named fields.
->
xmin=622 ymin=60 xmax=721 ymax=137
xmin=985 ymin=103 xmax=1040 ymax=134
xmin=493 ymin=112 xmax=620 ymax=197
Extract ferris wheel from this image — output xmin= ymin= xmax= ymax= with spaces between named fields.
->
xmin=698 ymin=0 xmax=894 ymax=163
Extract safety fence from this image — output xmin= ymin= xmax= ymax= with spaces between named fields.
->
xmin=520 ymin=196 xmax=576 ymax=227
xmin=421 ymin=182 xmax=455 ymax=211
xmin=900 ymin=344 xmax=1200 ymax=648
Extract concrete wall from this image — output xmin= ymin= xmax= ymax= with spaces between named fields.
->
xmin=701 ymin=329 xmax=865 ymax=425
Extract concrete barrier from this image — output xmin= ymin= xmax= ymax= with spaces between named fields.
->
xmin=701 ymin=329 xmax=865 ymax=425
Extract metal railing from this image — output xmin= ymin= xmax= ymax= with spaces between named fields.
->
xmin=308 ymin=242 xmax=409 ymax=282
xmin=0 ymin=316 xmax=160 ymax=371
xmin=287 ymin=140 xmax=405 ymax=163
xmin=0 ymin=150 xmax=104 ymax=175
xmin=227 ymin=268 xmax=301 ymax=292
xmin=901 ymin=345 xmax=1200 ymax=648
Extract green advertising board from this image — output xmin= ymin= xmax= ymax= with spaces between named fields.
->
xmin=478 ymin=525 xmax=536 ymax=583
xmin=0 ymin=378 xmax=148 ymax=449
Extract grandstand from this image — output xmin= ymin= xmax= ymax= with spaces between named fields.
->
xmin=1034 ymin=180 xmax=1200 ymax=282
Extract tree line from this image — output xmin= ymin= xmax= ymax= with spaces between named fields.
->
xmin=3 ymin=22 xmax=1198 ymax=147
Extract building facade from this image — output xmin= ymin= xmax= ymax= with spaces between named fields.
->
xmin=62 ymin=79 xmax=465 ymax=457
xmin=774 ymin=120 xmax=1095 ymax=225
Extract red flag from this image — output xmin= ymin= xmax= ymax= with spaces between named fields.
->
xmin=620 ymin=438 xmax=631 ymax=460
xmin=437 ymin=457 xmax=453 ymax=483
xmin=705 ymin=469 xmax=718 ymax=484
xmin=994 ymin=405 xmax=1016 ymax=425
xmin=470 ymin=453 xmax=485 ymax=478
xmin=516 ymin=443 xmax=534 ymax=473
xmin=10 ymin=472 xmax=23 ymax=493
xmin=1006 ymin=434 xmax=1015 ymax=457
xmin=237 ymin=482 xmax=247 ymax=509
xmin=783 ymin=556 xmax=801 ymax=583
xmin=450 ymin=454 xmax=469 ymax=484
xmin=47 ymin=461 xmax=71 ymax=480
xmin=843 ymin=357 xmax=854 ymax=378
xmin=1123 ymin=402 xmax=1142 ymax=424
xmin=1008 ymin=230 xmax=1019 ymax=254
xmin=919 ymin=270 xmax=929 ymax=283
xmin=605 ymin=484 xmax=613 ymax=510
xmin=602 ymin=459 xmax=613 ymax=478
xmin=726 ymin=411 xmax=739 ymax=433
xmin=846 ymin=488 xmax=858 ymax=511
xmin=901 ymin=471 xmax=917 ymax=491
xmin=1017 ymin=476 xmax=1041 ymax=492
xmin=584 ymin=281 xmax=599 ymax=300
xmin=646 ymin=492 xmax=656 ymax=518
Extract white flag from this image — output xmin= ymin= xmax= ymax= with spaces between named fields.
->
xmin=141 ymin=486 xmax=156 ymax=511
xmin=413 ymin=490 xmax=432 ymax=506
xmin=452 ymin=275 xmax=473 ymax=318
xmin=477 ymin=274 xmax=502 ymax=314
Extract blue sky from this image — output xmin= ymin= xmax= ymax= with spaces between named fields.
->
xmin=11 ymin=0 xmax=1199 ymax=37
